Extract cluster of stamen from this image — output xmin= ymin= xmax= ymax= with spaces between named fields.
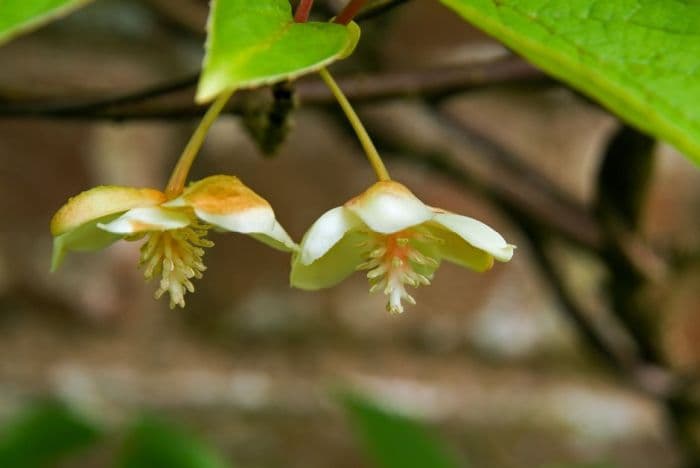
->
xmin=357 ymin=228 xmax=440 ymax=313
xmin=139 ymin=220 xmax=214 ymax=308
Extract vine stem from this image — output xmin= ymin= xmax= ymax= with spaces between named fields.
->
xmin=294 ymin=0 xmax=314 ymax=22
xmin=319 ymin=67 xmax=390 ymax=181
xmin=164 ymin=89 xmax=234 ymax=198
xmin=334 ymin=0 xmax=367 ymax=24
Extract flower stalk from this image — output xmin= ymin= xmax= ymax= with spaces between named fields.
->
xmin=319 ymin=67 xmax=391 ymax=182
xmin=165 ymin=89 xmax=235 ymax=198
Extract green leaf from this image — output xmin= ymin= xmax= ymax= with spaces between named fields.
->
xmin=0 ymin=401 xmax=102 ymax=467
xmin=439 ymin=0 xmax=700 ymax=166
xmin=117 ymin=417 xmax=232 ymax=468
xmin=196 ymin=0 xmax=360 ymax=103
xmin=339 ymin=392 xmax=462 ymax=468
xmin=0 ymin=0 xmax=93 ymax=47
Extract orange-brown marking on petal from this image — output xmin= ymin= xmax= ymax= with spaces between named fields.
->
xmin=51 ymin=186 xmax=165 ymax=236
xmin=345 ymin=180 xmax=417 ymax=209
xmin=181 ymin=175 xmax=270 ymax=215
xmin=129 ymin=220 xmax=157 ymax=232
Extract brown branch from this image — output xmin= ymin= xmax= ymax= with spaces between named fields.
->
xmin=517 ymin=220 xmax=632 ymax=373
xmin=0 ymin=57 xmax=543 ymax=120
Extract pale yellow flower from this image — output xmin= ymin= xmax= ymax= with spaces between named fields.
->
xmin=51 ymin=175 xmax=296 ymax=308
xmin=291 ymin=181 xmax=514 ymax=313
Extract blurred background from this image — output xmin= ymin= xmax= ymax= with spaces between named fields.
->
xmin=1 ymin=0 xmax=700 ymax=467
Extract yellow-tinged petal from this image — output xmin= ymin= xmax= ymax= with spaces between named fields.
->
xmin=51 ymin=215 xmax=124 ymax=272
xmin=431 ymin=212 xmax=514 ymax=262
xmin=50 ymin=186 xmax=165 ymax=236
xmin=290 ymin=230 xmax=367 ymax=290
xmin=249 ymin=220 xmax=298 ymax=252
xmin=165 ymin=175 xmax=273 ymax=232
xmin=98 ymin=206 xmax=191 ymax=234
xmin=165 ymin=175 xmax=297 ymax=252
xmin=425 ymin=221 xmax=494 ymax=272
xmin=344 ymin=181 xmax=433 ymax=234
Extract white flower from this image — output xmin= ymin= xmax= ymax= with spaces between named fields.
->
xmin=51 ymin=175 xmax=297 ymax=308
xmin=291 ymin=180 xmax=514 ymax=313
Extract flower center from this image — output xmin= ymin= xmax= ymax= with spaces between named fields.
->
xmin=139 ymin=220 xmax=214 ymax=308
xmin=358 ymin=228 xmax=439 ymax=314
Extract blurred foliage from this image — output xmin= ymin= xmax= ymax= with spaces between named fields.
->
xmin=0 ymin=396 xmax=618 ymax=467
xmin=117 ymin=417 xmax=231 ymax=468
xmin=0 ymin=401 xmax=101 ymax=467
xmin=339 ymin=391 xmax=463 ymax=468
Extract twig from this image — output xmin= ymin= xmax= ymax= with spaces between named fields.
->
xmin=370 ymin=124 xmax=688 ymax=401
xmin=517 ymin=220 xmax=631 ymax=372
xmin=371 ymin=138 xmax=602 ymax=254
xmin=0 ymin=74 xmax=198 ymax=117
xmin=0 ymin=58 xmax=542 ymax=120
xmin=425 ymin=110 xmax=603 ymax=251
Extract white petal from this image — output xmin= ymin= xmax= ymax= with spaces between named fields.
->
xmin=165 ymin=175 xmax=277 ymax=233
xmin=298 ymin=206 xmax=363 ymax=265
xmin=97 ymin=206 xmax=191 ymax=234
xmin=193 ymin=206 xmax=276 ymax=234
xmin=290 ymin=230 xmax=367 ymax=290
xmin=344 ymin=181 xmax=433 ymax=234
xmin=249 ymin=219 xmax=298 ymax=252
xmin=432 ymin=212 xmax=514 ymax=262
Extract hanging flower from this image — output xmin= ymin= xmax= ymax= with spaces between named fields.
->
xmin=291 ymin=180 xmax=514 ymax=313
xmin=51 ymin=175 xmax=297 ymax=308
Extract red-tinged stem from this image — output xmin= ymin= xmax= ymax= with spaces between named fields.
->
xmin=294 ymin=0 xmax=314 ymax=22
xmin=334 ymin=0 xmax=367 ymax=25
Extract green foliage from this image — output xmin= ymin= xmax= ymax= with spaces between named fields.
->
xmin=339 ymin=392 xmax=463 ymax=468
xmin=439 ymin=0 xmax=700 ymax=166
xmin=0 ymin=0 xmax=93 ymax=46
xmin=196 ymin=0 xmax=360 ymax=103
xmin=117 ymin=417 xmax=232 ymax=468
xmin=0 ymin=401 xmax=101 ymax=467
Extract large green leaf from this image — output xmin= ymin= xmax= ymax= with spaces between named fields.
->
xmin=0 ymin=401 xmax=102 ymax=467
xmin=0 ymin=0 xmax=93 ymax=47
xmin=196 ymin=0 xmax=360 ymax=103
xmin=439 ymin=0 xmax=700 ymax=166
xmin=339 ymin=392 xmax=462 ymax=468
xmin=117 ymin=417 xmax=231 ymax=468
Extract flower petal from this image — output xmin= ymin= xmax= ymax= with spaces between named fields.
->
xmin=290 ymin=229 xmax=367 ymax=290
xmin=431 ymin=212 xmax=514 ymax=263
xmin=97 ymin=206 xmax=191 ymax=234
xmin=165 ymin=175 xmax=275 ymax=233
xmin=51 ymin=215 xmax=125 ymax=272
xmin=50 ymin=186 xmax=165 ymax=236
xmin=424 ymin=222 xmax=494 ymax=272
xmin=166 ymin=175 xmax=297 ymax=252
xmin=344 ymin=181 xmax=433 ymax=234
xmin=297 ymin=206 xmax=363 ymax=265
xmin=248 ymin=220 xmax=298 ymax=252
